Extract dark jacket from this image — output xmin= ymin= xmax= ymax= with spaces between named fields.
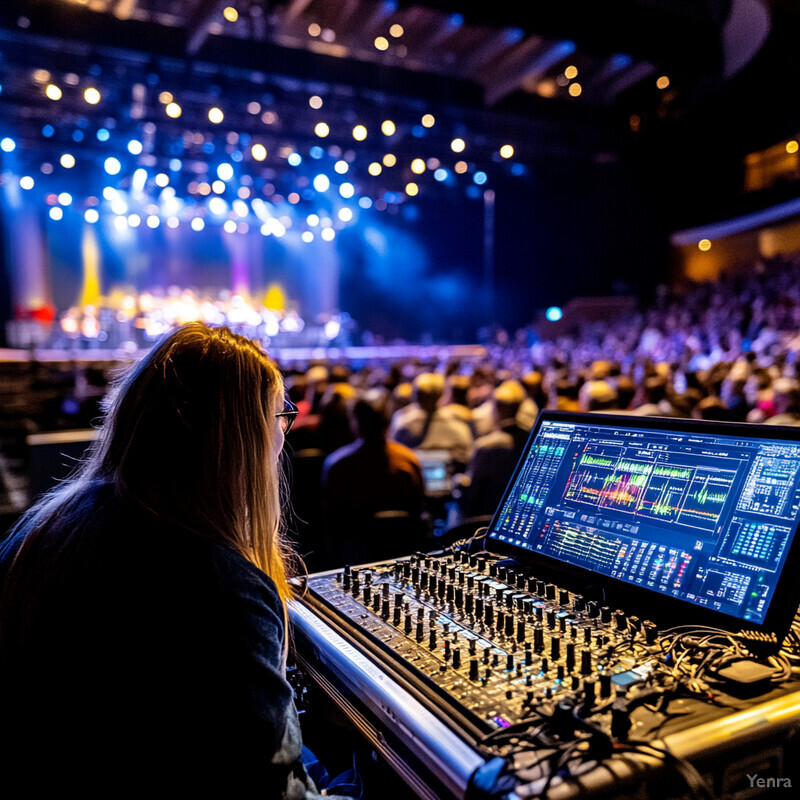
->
xmin=0 ymin=482 xmax=319 ymax=797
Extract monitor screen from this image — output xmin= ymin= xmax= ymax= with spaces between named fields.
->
xmin=416 ymin=449 xmax=452 ymax=496
xmin=487 ymin=411 xmax=800 ymax=632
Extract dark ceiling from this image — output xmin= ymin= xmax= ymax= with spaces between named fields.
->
xmin=0 ymin=0 xmax=797 ymax=220
xmin=0 ymin=2 xmax=786 ymax=150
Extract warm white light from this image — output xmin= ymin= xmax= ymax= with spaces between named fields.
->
xmin=45 ymin=84 xmax=62 ymax=100
xmin=451 ymin=138 xmax=466 ymax=153
xmin=352 ymin=125 xmax=368 ymax=141
xmin=166 ymin=102 xmax=182 ymax=118
xmin=208 ymin=107 xmax=224 ymax=124
xmin=315 ymin=122 xmax=330 ymax=138
xmin=251 ymin=143 xmax=267 ymax=161
xmin=83 ymin=87 xmax=101 ymax=104
xmin=60 ymin=153 xmax=76 ymax=168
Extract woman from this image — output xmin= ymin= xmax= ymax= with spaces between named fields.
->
xmin=0 ymin=323 xmax=339 ymax=796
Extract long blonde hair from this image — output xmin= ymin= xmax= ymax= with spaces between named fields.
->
xmin=6 ymin=322 xmax=295 ymax=604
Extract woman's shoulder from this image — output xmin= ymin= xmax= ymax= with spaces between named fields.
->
xmin=208 ymin=540 xmax=283 ymax=608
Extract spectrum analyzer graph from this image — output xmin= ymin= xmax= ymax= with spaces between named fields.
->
xmin=563 ymin=445 xmax=739 ymax=532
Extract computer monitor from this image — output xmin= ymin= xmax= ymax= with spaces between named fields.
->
xmin=486 ymin=410 xmax=800 ymax=639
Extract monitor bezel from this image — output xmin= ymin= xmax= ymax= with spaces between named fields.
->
xmin=485 ymin=409 xmax=800 ymax=640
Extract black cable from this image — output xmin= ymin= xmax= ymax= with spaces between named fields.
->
xmin=616 ymin=740 xmax=719 ymax=800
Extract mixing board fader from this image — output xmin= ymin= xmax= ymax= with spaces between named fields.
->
xmin=302 ymin=549 xmax=662 ymax=738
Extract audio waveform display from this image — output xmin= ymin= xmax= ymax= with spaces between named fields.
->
xmin=488 ymin=415 xmax=800 ymax=626
xmin=564 ymin=447 xmax=736 ymax=533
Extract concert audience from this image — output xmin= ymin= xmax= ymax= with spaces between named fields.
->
xmin=454 ymin=379 xmax=530 ymax=521
xmin=10 ymin=250 xmax=800 ymax=549
xmin=387 ymin=372 xmax=474 ymax=471
xmin=320 ymin=388 xmax=428 ymax=568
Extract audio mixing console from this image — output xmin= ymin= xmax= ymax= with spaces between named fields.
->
xmin=290 ymin=546 xmax=800 ymax=800
xmin=290 ymin=411 xmax=800 ymax=799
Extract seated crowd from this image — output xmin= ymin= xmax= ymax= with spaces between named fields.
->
xmin=6 ymin=252 xmax=800 ymax=572
xmin=279 ymin=252 xmax=800 ymax=570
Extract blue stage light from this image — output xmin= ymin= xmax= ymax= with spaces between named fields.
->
xmin=42 ymin=125 xmax=55 ymax=138
xmin=310 ymin=146 xmax=324 ymax=159
xmin=104 ymin=157 xmax=121 ymax=175
xmin=473 ymin=171 xmax=487 ymax=185
xmin=96 ymin=127 xmax=110 ymax=141
xmin=434 ymin=168 xmax=448 ymax=182
xmin=288 ymin=153 xmax=302 ymax=166
xmin=545 ymin=306 xmax=563 ymax=322
xmin=169 ymin=158 xmax=182 ymax=171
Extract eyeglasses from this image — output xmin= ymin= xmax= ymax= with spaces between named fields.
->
xmin=276 ymin=399 xmax=299 ymax=434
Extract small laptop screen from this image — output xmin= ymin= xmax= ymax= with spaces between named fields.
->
xmin=487 ymin=411 xmax=800 ymax=630
xmin=416 ymin=450 xmax=452 ymax=495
